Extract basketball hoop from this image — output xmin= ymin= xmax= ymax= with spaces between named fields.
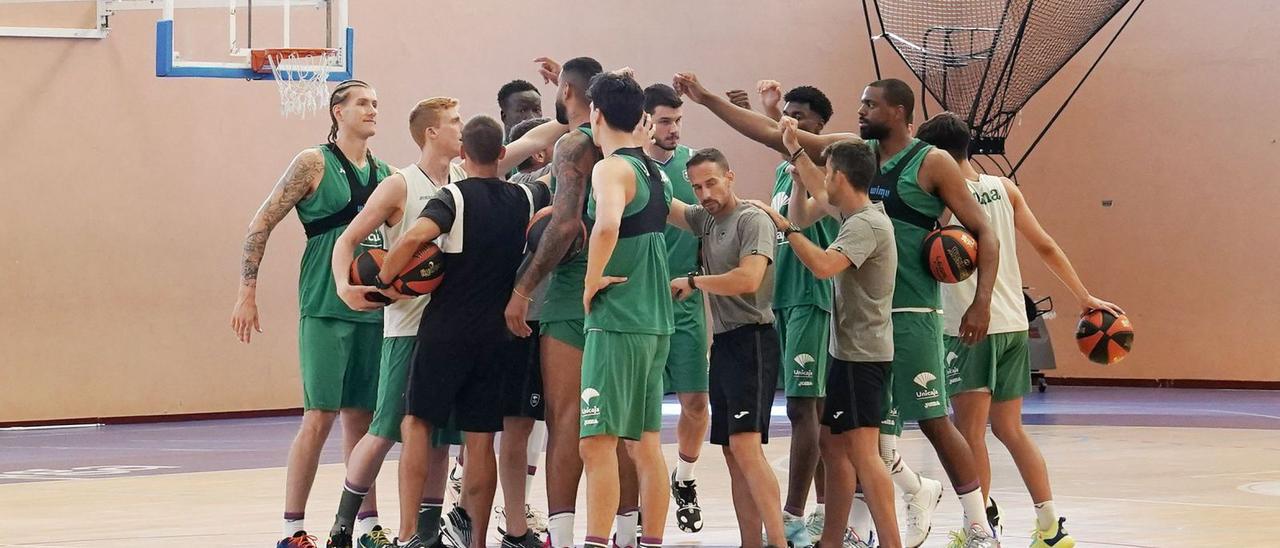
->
xmin=251 ymin=47 xmax=340 ymax=119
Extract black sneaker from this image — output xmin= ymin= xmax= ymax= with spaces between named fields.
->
xmin=670 ymin=470 xmax=703 ymax=533
xmin=442 ymin=506 xmax=473 ymax=548
xmin=327 ymin=526 xmax=353 ymax=548
xmin=986 ymin=497 xmax=1003 ymax=539
xmin=393 ymin=534 xmax=425 ymax=548
xmin=501 ymin=532 xmax=544 ymax=548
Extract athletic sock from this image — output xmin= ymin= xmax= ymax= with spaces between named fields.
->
xmin=548 ymin=511 xmax=575 ymax=548
xmin=1034 ymin=500 xmax=1059 ymax=532
xmin=882 ymin=434 xmax=923 ymax=495
xmin=850 ymin=487 xmax=873 ymax=541
xmin=355 ymin=511 xmax=379 ymax=538
xmin=283 ymin=513 xmax=305 ymax=539
xmin=615 ymin=508 xmax=640 ymax=547
xmin=419 ymin=498 xmax=444 ymax=542
xmin=957 ymin=484 xmax=991 ymax=533
xmin=675 ymin=452 xmax=698 ymax=482
xmin=331 ymin=482 xmax=368 ymax=536
xmin=584 ymin=536 xmax=608 ymax=548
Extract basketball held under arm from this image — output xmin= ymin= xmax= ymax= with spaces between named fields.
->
xmin=379 ymin=216 xmax=443 ymax=290
xmin=330 ymin=175 xmax=404 ymax=310
xmin=513 ymin=131 xmax=597 ymax=295
xmin=926 ymin=150 xmax=999 ymax=343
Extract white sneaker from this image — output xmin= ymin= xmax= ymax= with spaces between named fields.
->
xmin=903 ymin=476 xmax=943 ymax=548
xmin=525 ymin=505 xmax=548 ymax=534
xmin=804 ymin=509 xmax=825 ymax=541
xmin=784 ymin=512 xmax=814 ymax=548
xmin=946 ymin=523 xmax=1000 ymax=548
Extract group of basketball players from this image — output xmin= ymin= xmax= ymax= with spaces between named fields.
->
xmin=231 ymin=54 xmax=1122 ymax=548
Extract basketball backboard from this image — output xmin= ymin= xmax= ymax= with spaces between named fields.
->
xmin=153 ymin=0 xmax=352 ymax=81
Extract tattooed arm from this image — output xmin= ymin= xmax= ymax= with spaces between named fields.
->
xmin=230 ymin=148 xmax=325 ymax=343
xmin=503 ymin=131 xmax=598 ymax=337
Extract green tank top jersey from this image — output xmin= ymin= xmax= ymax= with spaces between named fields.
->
xmin=770 ymin=161 xmax=837 ymax=311
xmin=584 ymin=152 xmax=674 ymax=335
xmin=657 ymin=145 xmax=699 ymax=277
xmin=294 ymin=145 xmax=393 ymax=323
xmin=868 ymin=138 xmax=945 ymax=310
xmin=540 ymin=126 xmax=595 ymax=323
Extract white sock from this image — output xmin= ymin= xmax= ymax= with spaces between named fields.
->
xmin=784 ymin=510 xmax=804 ymax=521
xmin=615 ymin=510 xmax=639 ymax=547
xmin=811 ymin=502 xmax=825 ymax=518
xmin=355 ymin=515 xmax=379 ymax=537
xmin=283 ymin=518 xmax=305 ymax=539
xmin=674 ymin=454 xmax=697 ymax=482
xmin=1034 ymin=501 xmax=1058 ymax=531
xmin=526 ymin=421 xmax=546 ymax=498
xmin=959 ymin=489 xmax=991 ymax=533
xmin=879 ymin=434 xmax=923 ymax=496
xmin=850 ymin=492 xmax=873 ymax=540
xmin=548 ymin=512 xmax=574 ymax=548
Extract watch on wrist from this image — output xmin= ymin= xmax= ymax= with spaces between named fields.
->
xmin=782 ymin=224 xmax=802 ymax=237
xmin=687 ymin=273 xmax=698 ymax=290
xmin=373 ymin=275 xmax=392 ymax=290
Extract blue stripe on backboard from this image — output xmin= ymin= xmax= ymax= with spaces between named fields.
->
xmin=155 ymin=20 xmax=353 ymax=81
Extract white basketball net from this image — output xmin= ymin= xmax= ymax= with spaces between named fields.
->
xmin=268 ymin=50 xmax=340 ymax=119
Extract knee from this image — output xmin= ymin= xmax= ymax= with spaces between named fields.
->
xmin=681 ymin=395 xmax=709 ymax=418
xmin=578 ymin=436 xmax=615 ymax=464
xmin=786 ymin=398 xmax=817 ymax=423
xmin=818 ymin=430 xmax=842 ymax=458
xmin=916 ymin=416 xmax=946 ymax=442
xmin=301 ymin=410 xmax=338 ymax=437
xmin=991 ymin=420 xmax=1024 ymax=445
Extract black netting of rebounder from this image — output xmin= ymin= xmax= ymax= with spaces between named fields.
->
xmin=874 ymin=0 xmax=1129 ymax=155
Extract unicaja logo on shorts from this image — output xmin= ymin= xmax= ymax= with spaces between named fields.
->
xmin=580 ymin=388 xmax=601 ymax=425
xmin=913 ymin=372 xmax=940 ymax=401
xmin=793 ymin=353 xmax=816 ymax=387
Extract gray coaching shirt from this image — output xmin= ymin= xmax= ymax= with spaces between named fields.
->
xmin=684 ymin=201 xmax=777 ymax=334
xmin=829 ymin=202 xmax=897 ymax=362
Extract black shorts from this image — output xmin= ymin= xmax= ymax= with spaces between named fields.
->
xmin=406 ymin=332 xmax=507 ymax=433
xmin=709 ymin=324 xmax=780 ymax=446
xmin=501 ymin=321 xmax=545 ymax=420
xmin=821 ymin=358 xmax=890 ymax=434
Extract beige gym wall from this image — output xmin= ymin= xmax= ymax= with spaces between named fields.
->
xmin=1 ymin=0 xmax=1276 ymax=423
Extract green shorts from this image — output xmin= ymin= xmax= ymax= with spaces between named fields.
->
xmin=580 ymin=330 xmax=670 ymax=440
xmin=366 ymin=336 xmax=462 ymax=446
xmin=945 ymin=331 xmax=1031 ymax=402
xmin=298 ymin=316 xmax=382 ymax=411
xmin=542 ymin=318 xmax=586 ymax=351
xmin=879 ymin=312 xmax=948 ymax=436
xmin=776 ymin=305 xmax=831 ymax=398
xmin=664 ymin=292 xmax=709 ymax=394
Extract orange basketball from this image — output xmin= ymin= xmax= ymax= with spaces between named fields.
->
xmin=525 ymin=206 xmax=587 ymax=264
xmin=1075 ymin=309 xmax=1134 ymax=365
xmin=349 ymin=248 xmax=392 ymax=305
xmin=391 ymin=242 xmax=445 ymax=296
xmin=923 ymin=225 xmax=978 ymax=283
